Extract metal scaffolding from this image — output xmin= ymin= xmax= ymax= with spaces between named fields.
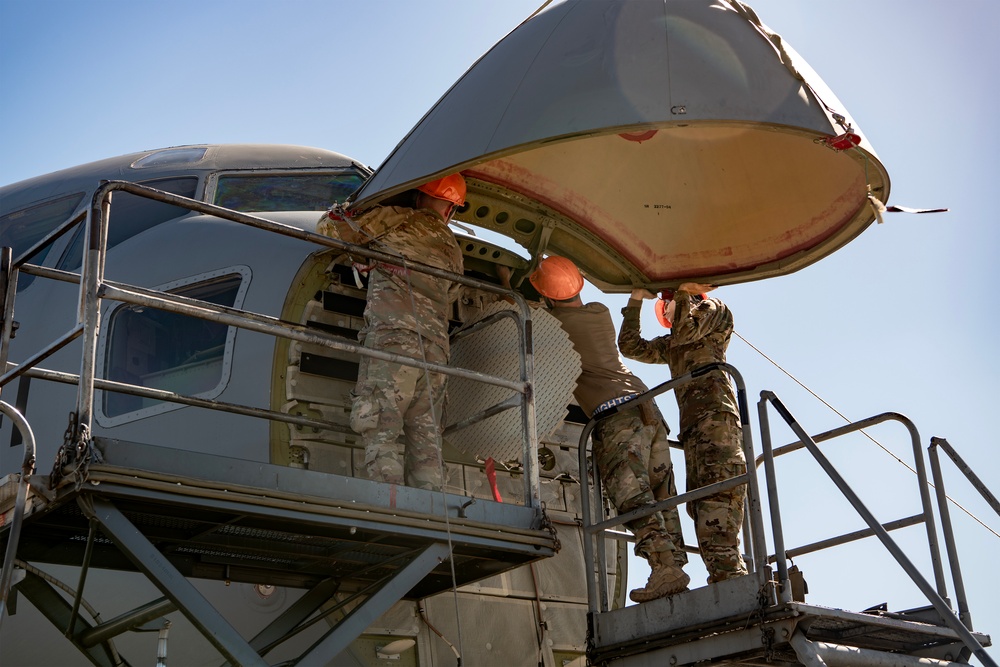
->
xmin=0 ymin=182 xmax=559 ymax=665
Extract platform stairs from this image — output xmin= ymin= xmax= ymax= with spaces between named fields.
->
xmin=580 ymin=365 xmax=996 ymax=667
xmin=0 ymin=182 xmax=558 ymax=666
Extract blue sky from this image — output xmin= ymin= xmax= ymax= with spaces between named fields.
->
xmin=2 ymin=0 xmax=997 ymax=661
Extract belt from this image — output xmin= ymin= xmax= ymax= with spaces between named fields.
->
xmin=592 ymin=393 xmax=640 ymax=419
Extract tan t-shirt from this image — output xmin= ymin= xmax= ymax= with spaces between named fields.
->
xmin=548 ymin=302 xmax=648 ymax=415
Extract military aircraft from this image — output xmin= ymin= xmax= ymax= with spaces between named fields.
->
xmin=1 ymin=1 xmax=995 ymax=666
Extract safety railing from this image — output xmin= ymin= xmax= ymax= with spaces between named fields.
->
xmin=0 ymin=246 xmax=37 ymax=628
xmin=756 ymin=391 xmax=994 ymax=667
xmin=927 ymin=436 xmax=1000 ymax=632
xmin=0 ymin=181 xmax=547 ymax=616
xmin=577 ymin=362 xmax=767 ymax=613
xmin=0 ymin=400 xmax=35 ymax=626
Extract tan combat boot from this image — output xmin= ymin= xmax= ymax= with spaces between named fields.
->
xmin=629 ymin=552 xmax=690 ymax=603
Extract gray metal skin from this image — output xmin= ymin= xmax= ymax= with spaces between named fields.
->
xmin=0 ymin=144 xmax=369 ymax=213
xmin=0 ymin=145 xmax=370 ymax=470
xmin=351 ymin=0 xmax=891 ymax=291
xmin=0 ymin=145 xmax=371 ymax=665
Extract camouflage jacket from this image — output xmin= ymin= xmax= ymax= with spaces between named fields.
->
xmin=619 ymin=292 xmax=739 ymax=434
xmin=318 ymin=205 xmax=463 ymax=353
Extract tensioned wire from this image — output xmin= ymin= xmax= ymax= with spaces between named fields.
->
xmin=734 ymin=330 xmax=999 ymax=540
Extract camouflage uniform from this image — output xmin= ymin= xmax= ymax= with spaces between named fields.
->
xmin=319 ymin=204 xmax=463 ymax=491
xmin=619 ymin=292 xmax=748 ymax=583
xmin=592 ymin=402 xmax=686 ymax=566
xmin=548 ymin=303 xmax=686 ymax=568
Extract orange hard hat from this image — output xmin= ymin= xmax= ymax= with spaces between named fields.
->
xmin=655 ymin=289 xmax=708 ymax=328
xmin=654 ymin=297 xmax=672 ymax=328
xmin=417 ymin=173 xmax=466 ymax=207
xmin=529 ymin=256 xmax=584 ymax=300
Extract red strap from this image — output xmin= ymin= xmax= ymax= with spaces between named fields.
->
xmin=485 ymin=457 xmax=503 ymax=503
xmin=823 ymin=132 xmax=861 ymax=151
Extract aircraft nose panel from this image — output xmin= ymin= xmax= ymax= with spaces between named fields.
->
xmin=350 ymin=0 xmax=889 ymax=289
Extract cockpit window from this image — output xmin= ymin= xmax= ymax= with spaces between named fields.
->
xmin=213 ymin=172 xmax=364 ymax=212
xmin=59 ymin=177 xmax=198 ymax=270
xmin=1 ymin=192 xmax=85 ymax=290
xmin=131 ymin=147 xmax=208 ymax=169
xmin=98 ymin=267 xmax=250 ymax=423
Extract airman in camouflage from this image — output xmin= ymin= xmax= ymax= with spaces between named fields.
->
xmin=619 ymin=284 xmax=748 ymax=584
xmin=591 ymin=399 xmax=689 ymax=596
xmin=317 ymin=177 xmax=465 ymax=491
xmin=529 ymin=257 xmax=690 ymax=602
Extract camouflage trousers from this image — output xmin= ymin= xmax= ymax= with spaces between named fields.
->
xmin=593 ymin=402 xmax=687 ymax=566
xmin=351 ymin=329 xmax=447 ymax=491
xmin=683 ymin=411 xmax=748 ymax=583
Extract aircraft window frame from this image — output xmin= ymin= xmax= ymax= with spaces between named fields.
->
xmin=131 ymin=147 xmax=208 ymax=169
xmin=0 ymin=192 xmax=86 ymax=290
xmin=57 ymin=176 xmax=200 ymax=271
xmin=95 ymin=265 xmax=251 ymax=427
xmin=206 ymin=169 xmax=366 ymax=213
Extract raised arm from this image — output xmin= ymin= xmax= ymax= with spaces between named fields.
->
xmin=317 ymin=205 xmax=407 ymax=246
xmin=618 ymin=293 xmax=671 ymax=364
xmin=669 ymin=287 xmax=731 ymax=346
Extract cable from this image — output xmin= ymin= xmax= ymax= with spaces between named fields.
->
xmin=733 ymin=331 xmax=1000 ymax=540
xmin=14 ymin=559 xmax=103 ymax=621
xmin=14 ymin=559 xmax=125 ymax=666
xmin=528 ymin=562 xmax=547 ymax=663
xmin=418 ymin=602 xmax=462 ymax=664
